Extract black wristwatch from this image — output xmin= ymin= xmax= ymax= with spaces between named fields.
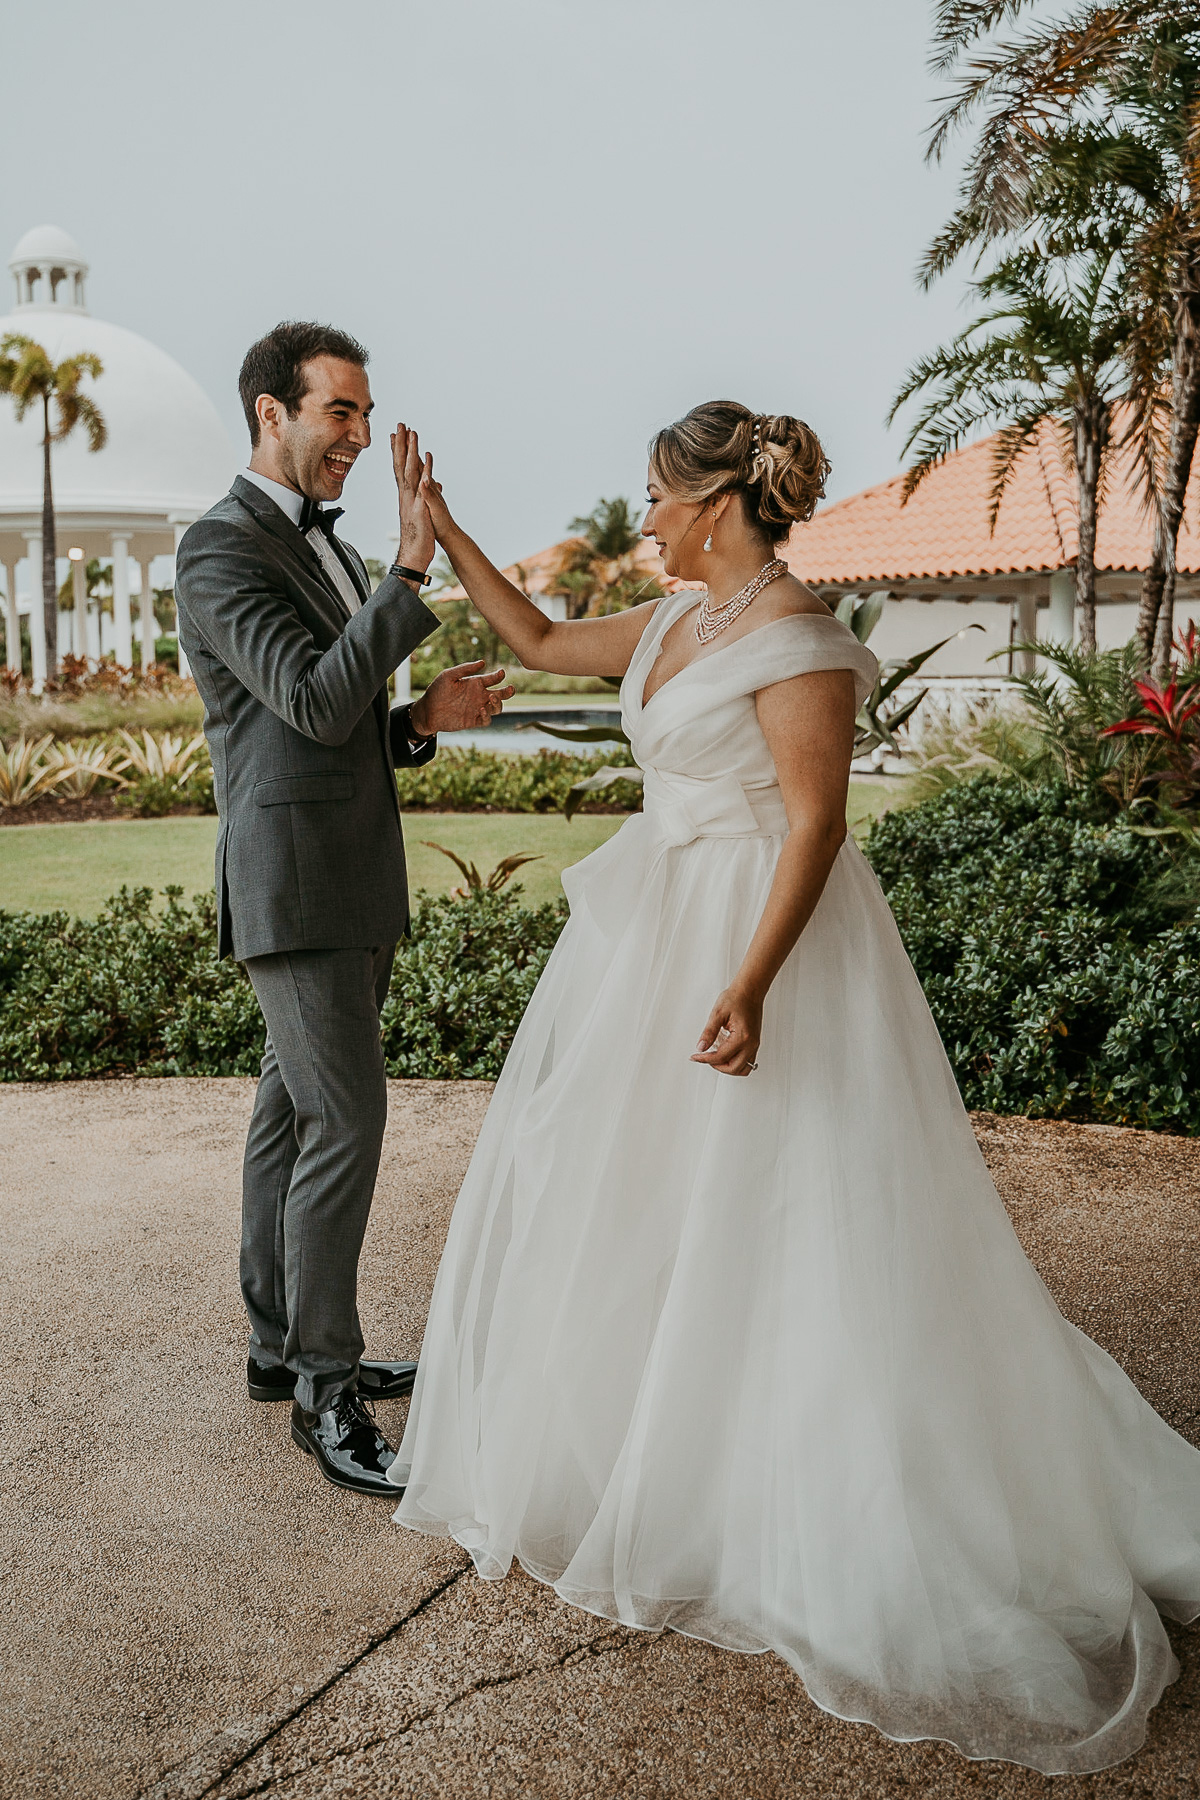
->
xmin=392 ymin=562 xmax=432 ymax=587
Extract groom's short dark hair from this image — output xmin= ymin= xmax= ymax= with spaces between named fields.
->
xmin=239 ymin=322 xmax=369 ymax=445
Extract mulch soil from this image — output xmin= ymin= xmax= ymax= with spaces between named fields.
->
xmin=0 ymin=795 xmax=212 ymax=826
xmin=0 ymin=797 xmax=633 ymax=825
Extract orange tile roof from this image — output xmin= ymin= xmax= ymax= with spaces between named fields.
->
xmin=785 ymin=421 xmax=1200 ymax=585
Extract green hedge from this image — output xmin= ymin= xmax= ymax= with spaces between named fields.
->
xmin=3 ymin=777 xmax=1198 ymax=1132
xmin=0 ymin=885 xmax=565 ymax=1083
xmin=394 ymin=745 xmax=640 ymax=813
xmin=864 ymin=779 xmax=1200 ymax=1133
xmin=110 ymin=746 xmax=640 ymax=817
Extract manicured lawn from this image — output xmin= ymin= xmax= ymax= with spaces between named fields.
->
xmin=0 ymin=814 xmax=620 ymax=918
xmin=0 ymin=817 xmax=222 ymax=919
xmin=0 ymin=780 xmax=908 ymax=918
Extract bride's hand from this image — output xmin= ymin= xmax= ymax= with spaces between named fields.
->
xmin=417 ymin=456 xmax=456 ymax=543
xmin=691 ymin=988 xmax=763 ymax=1077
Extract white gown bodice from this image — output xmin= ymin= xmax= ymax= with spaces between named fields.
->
xmin=623 ymin=590 xmax=877 ymax=847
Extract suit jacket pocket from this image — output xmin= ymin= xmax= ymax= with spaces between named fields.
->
xmin=254 ymin=772 xmax=356 ymax=806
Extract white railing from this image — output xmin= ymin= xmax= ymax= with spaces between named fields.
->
xmin=853 ymin=676 xmax=1020 ymax=773
xmin=892 ymin=675 xmax=1016 ymax=738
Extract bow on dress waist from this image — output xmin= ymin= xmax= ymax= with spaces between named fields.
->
xmin=641 ymin=769 xmax=790 ymax=846
xmin=561 ymin=769 xmax=791 ymax=940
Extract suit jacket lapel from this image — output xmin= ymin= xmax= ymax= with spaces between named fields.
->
xmin=228 ymin=480 xmax=396 ymax=752
xmin=230 ymin=476 xmax=350 ymax=635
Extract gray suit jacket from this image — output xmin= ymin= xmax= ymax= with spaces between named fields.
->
xmin=175 ymin=475 xmax=440 ymax=961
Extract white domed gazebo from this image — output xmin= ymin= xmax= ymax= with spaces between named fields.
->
xmin=0 ymin=225 xmax=237 ymax=683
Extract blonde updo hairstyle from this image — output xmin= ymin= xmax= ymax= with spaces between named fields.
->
xmin=649 ymin=400 xmax=830 ymax=546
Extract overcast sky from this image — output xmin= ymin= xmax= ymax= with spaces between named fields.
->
xmin=5 ymin=0 xmax=970 ymax=568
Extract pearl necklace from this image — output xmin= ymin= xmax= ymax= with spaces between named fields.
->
xmin=695 ymin=559 xmax=788 ymax=645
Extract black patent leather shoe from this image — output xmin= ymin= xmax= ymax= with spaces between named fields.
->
xmin=357 ymin=1359 xmax=418 ymax=1401
xmin=291 ymin=1394 xmax=399 ymax=1497
xmin=248 ymin=1356 xmax=296 ymax=1402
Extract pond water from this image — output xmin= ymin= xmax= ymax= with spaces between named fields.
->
xmin=439 ymin=706 xmax=625 ymax=755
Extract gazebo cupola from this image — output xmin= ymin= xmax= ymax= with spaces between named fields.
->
xmin=8 ymin=224 xmax=89 ymax=314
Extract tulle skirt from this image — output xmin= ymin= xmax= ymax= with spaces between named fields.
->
xmin=391 ymin=817 xmax=1200 ymax=1773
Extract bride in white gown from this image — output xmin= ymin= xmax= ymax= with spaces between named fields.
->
xmin=386 ymin=402 xmax=1200 ymax=1773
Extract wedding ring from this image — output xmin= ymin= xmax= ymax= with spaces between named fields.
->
xmin=746 ymin=1061 xmax=759 ymax=1073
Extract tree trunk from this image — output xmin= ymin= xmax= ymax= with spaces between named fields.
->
xmin=1135 ymin=270 xmax=1200 ymax=677
xmin=1152 ymin=566 xmax=1177 ymax=675
xmin=1073 ymin=402 xmax=1105 ymax=657
xmin=41 ymin=396 xmax=58 ymax=681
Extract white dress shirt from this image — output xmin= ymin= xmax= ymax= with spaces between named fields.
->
xmin=242 ymin=468 xmax=363 ymax=618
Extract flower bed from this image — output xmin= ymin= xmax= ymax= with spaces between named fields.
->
xmin=1 ymin=734 xmax=642 ymax=820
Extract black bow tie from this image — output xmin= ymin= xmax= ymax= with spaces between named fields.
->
xmin=298 ymin=499 xmax=344 ymax=538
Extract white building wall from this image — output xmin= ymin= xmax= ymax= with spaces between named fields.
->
xmin=868 ymin=597 xmax=1196 ymax=677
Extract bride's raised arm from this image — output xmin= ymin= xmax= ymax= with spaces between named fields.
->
xmin=394 ymin=427 xmax=659 ymax=679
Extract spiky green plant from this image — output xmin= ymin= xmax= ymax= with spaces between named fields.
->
xmin=421 ymin=841 xmax=543 ymax=896
xmin=0 ymin=734 xmax=64 ymax=807
xmin=112 ymin=727 xmax=208 ymax=785
xmin=44 ymin=737 xmax=130 ymax=798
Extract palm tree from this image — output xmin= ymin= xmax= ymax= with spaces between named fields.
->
xmin=891 ymin=245 xmax=1130 ymax=652
xmin=921 ymin=0 xmax=1200 ymax=674
xmin=548 ymin=497 xmax=662 ymax=619
xmin=0 ymin=334 xmax=106 ymax=679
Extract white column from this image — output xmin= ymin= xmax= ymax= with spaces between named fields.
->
xmin=3 ymin=562 xmax=19 ymax=674
xmin=71 ymin=558 xmax=87 ymax=660
xmin=58 ymin=588 xmax=71 ymax=663
xmin=1046 ymin=568 xmax=1075 ymax=647
xmin=24 ymin=534 xmax=46 ymax=692
xmin=172 ymin=520 xmax=190 ymax=678
xmin=1015 ymin=592 xmax=1038 ymax=677
xmin=111 ymin=535 xmax=133 ymax=669
xmin=86 ymin=586 xmax=101 ymax=665
xmin=137 ymin=557 xmax=157 ymax=671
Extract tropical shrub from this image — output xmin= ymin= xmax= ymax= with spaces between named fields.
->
xmin=0 ymin=888 xmax=260 ymax=1080
xmin=0 ymin=885 xmax=565 ymax=1083
xmin=394 ymin=744 xmax=642 ymax=813
xmin=0 ymin=734 xmax=67 ymax=807
xmin=45 ymin=736 xmax=130 ymax=798
xmin=912 ymin=630 xmax=1200 ymax=818
xmin=865 ymin=778 xmax=1200 ymax=1132
xmin=1100 ymin=624 xmax=1200 ymax=812
xmin=380 ymin=888 xmax=566 ymax=1078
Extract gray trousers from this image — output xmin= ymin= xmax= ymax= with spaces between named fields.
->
xmin=241 ymin=944 xmax=395 ymax=1413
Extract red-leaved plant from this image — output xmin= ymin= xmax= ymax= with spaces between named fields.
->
xmin=1101 ymin=625 xmax=1200 ymax=809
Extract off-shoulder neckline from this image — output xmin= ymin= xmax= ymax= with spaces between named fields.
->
xmin=639 ymin=600 xmax=852 ymax=712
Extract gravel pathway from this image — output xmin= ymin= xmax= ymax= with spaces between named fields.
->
xmin=1 ymin=1082 xmax=1197 ymax=1800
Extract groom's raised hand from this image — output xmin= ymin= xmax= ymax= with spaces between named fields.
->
xmin=410 ymin=661 xmax=516 ymax=737
xmin=391 ymin=423 xmax=436 ymax=574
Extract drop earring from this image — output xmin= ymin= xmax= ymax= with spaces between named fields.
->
xmin=703 ymin=509 xmax=716 ymax=552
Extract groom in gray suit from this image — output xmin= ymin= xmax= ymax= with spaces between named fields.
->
xmin=176 ymin=321 xmax=510 ymax=1497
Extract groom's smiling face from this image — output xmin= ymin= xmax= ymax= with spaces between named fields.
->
xmin=261 ymin=354 xmax=375 ymax=502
